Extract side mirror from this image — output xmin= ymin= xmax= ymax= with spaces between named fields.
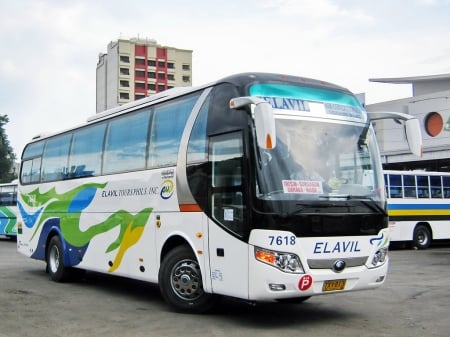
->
xmin=405 ymin=118 xmax=422 ymax=157
xmin=367 ymin=111 xmax=422 ymax=157
xmin=230 ymin=97 xmax=276 ymax=149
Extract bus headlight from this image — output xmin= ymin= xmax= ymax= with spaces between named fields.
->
xmin=254 ymin=247 xmax=304 ymax=273
xmin=370 ymin=247 xmax=388 ymax=268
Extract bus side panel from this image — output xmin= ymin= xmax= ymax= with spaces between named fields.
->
xmin=155 ymin=212 xmax=207 ymax=286
xmin=388 ymin=198 xmax=450 ymax=242
xmin=17 ymin=168 xmax=176 ymax=280
xmin=208 ymin=219 xmax=249 ymax=299
xmin=0 ymin=206 xmax=17 ymax=236
xmin=388 ymin=220 xmax=416 ymax=242
xmin=432 ymin=221 xmax=450 ymax=239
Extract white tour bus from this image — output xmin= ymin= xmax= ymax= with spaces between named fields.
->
xmin=384 ymin=170 xmax=450 ymax=249
xmin=17 ymin=73 xmax=421 ymax=312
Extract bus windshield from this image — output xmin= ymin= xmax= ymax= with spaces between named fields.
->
xmin=256 ymin=117 xmax=383 ymax=202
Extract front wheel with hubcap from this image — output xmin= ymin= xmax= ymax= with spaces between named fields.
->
xmin=158 ymin=245 xmax=217 ymax=313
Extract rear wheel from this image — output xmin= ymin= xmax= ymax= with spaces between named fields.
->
xmin=47 ymin=235 xmax=72 ymax=282
xmin=158 ymin=245 xmax=217 ymax=313
xmin=413 ymin=224 xmax=431 ymax=250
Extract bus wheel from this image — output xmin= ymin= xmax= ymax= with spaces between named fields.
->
xmin=159 ymin=245 xmax=216 ymax=313
xmin=413 ymin=225 xmax=431 ymax=250
xmin=47 ymin=235 xmax=71 ymax=282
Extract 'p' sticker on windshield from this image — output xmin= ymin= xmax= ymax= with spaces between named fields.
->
xmin=282 ymin=180 xmax=323 ymax=194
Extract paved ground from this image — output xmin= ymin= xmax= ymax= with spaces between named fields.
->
xmin=1 ymin=237 xmax=449 ymax=337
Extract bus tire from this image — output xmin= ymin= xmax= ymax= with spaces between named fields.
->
xmin=158 ymin=245 xmax=217 ymax=313
xmin=47 ymin=235 xmax=71 ymax=282
xmin=413 ymin=224 xmax=431 ymax=250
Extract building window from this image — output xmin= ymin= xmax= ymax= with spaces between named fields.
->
xmin=148 ymin=84 xmax=156 ymax=91
xmin=148 ymin=72 xmax=156 ymax=79
xmin=158 ymin=61 xmax=166 ymax=68
xmin=158 ymin=73 xmax=165 ymax=80
xmin=167 ymin=74 xmax=175 ymax=81
xmin=158 ymin=84 xmax=165 ymax=92
xmin=135 ymin=58 xmax=146 ymax=65
xmin=167 ymin=62 xmax=174 ymax=69
xmin=120 ymin=80 xmax=129 ymax=87
xmin=182 ymin=75 xmax=190 ymax=82
xmin=182 ymin=64 xmax=190 ymax=71
xmin=120 ymin=68 xmax=130 ymax=75
xmin=135 ymin=94 xmax=146 ymax=100
xmin=135 ymin=70 xmax=145 ymax=78
xmin=120 ymin=56 xmax=130 ymax=63
xmin=148 ymin=60 xmax=156 ymax=67
xmin=119 ymin=92 xmax=130 ymax=100
xmin=135 ymin=82 xmax=145 ymax=89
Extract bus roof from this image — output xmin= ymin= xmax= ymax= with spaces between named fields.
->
xmin=26 ymin=72 xmax=353 ymax=144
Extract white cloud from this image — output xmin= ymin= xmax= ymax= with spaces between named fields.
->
xmin=263 ymin=0 xmax=373 ymax=21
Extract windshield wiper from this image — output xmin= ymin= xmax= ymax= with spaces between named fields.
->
xmin=318 ymin=194 xmax=386 ymax=215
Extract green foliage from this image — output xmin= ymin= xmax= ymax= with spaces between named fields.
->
xmin=0 ymin=115 xmax=17 ymax=183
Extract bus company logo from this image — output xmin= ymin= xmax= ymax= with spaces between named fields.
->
xmin=160 ymin=179 xmax=174 ymax=200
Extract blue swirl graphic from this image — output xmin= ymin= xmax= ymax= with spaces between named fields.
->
xmin=68 ymin=187 xmax=97 ymax=212
xmin=370 ymin=232 xmax=384 ymax=246
xmin=18 ymin=202 xmax=43 ymax=229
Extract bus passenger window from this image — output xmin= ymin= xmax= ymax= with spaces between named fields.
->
xmin=69 ymin=124 xmax=105 ymax=178
xmin=388 ymin=174 xmax=402 ymax=198
xmin=417 ymin=175 xmax=429 ymax=198
xmin=430 ymin=176 xmax=443 ymax=198
xmin=21 ymin=158 xmax=42 ymax=184
xmin=41 ymin=134 xmax=72 ymax=182
xmin=443 ymin=176 xmax=450 ymax=198
xmin=149 ymin=93 xmax=199 ymax=168
xmin=103 ymin=110 xmax=149 ymax=174
xmin=403 ymin=175 xmax=416 ymax=198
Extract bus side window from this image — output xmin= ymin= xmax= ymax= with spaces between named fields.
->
xmin=443 ymin=176 xmax=450 ymax=198
xmin=210 ymin=132 xmax=246 ymax=237
xmin=149 ymin=93 xmax=199 ymax=168
xmin=430 ymin=176 xmax=443 ymax=198
xmin=103 ymin=110 xmax=150 ymax=174
xmin=21 ymin=142 xmax=44 ymax=184
xmin=41 ymin=134 xmax=72 ymax=182
xmin=403 ymin=175 xmax=416 ymax=198
xmin=388 ymin=174 xmax=402 ymax=198
xmin=417 ymin=175 xmax=429 ymax=199
xmin=69 ymin=123 xmax=106 ymax=178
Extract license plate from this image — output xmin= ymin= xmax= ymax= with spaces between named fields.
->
xmin=322 ymin=279 xmax=346 ymax=291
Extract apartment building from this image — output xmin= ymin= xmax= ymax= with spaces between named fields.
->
xmin=96 ymin=38 xmax=193 ymax=113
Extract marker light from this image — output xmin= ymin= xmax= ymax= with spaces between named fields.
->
xmin=255 ymin=247 xmax=304 ymax=274
xmin=266 ymin=134 xmax=273 ymax=149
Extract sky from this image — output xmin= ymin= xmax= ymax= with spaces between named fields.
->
xmin=1 ymin=0 xmax=450 ymax=157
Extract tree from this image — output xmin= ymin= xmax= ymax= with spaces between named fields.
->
xmin=0 ymin=115 xmax=17 ymax=183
